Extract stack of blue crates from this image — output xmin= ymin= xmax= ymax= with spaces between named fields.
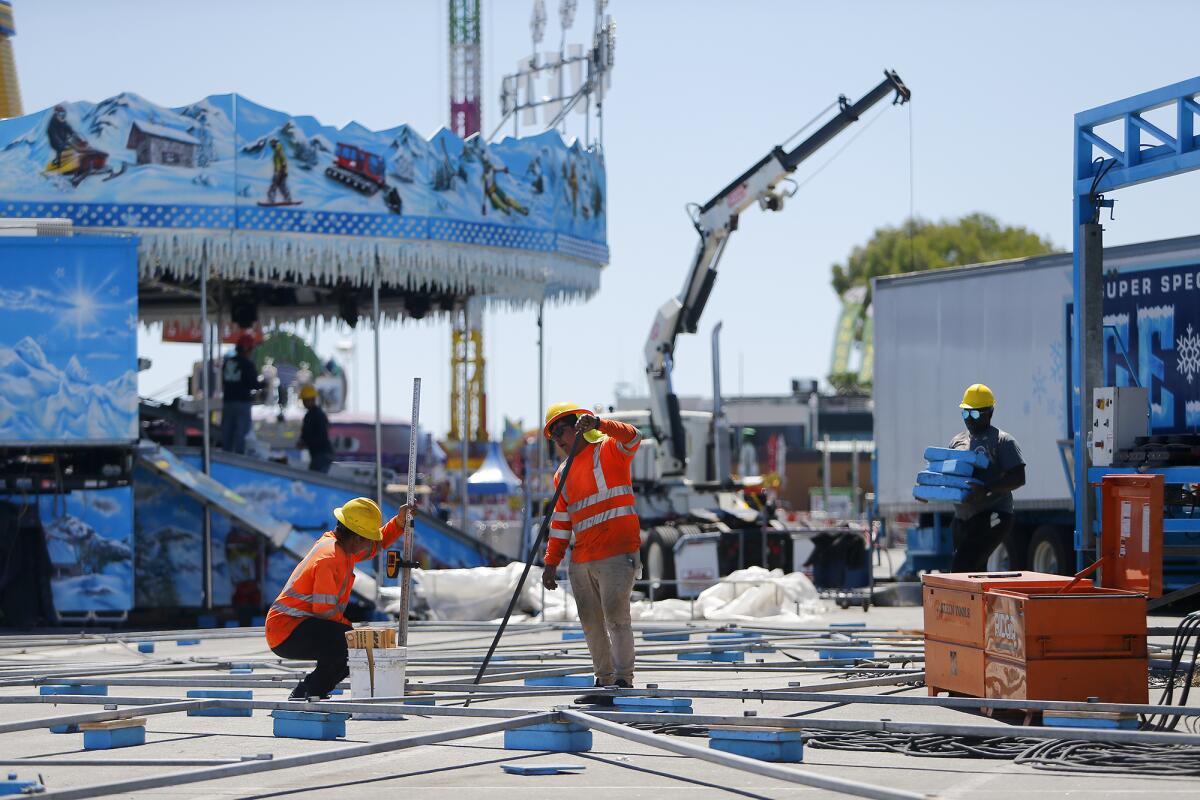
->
xmin=912 ymin=446 xmax=988 ymax=503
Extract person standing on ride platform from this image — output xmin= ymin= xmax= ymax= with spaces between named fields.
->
xmin=221 ymin=333 xmax=264 ymax=455
xmin=540 ymin=403 xmax=643 ymax=706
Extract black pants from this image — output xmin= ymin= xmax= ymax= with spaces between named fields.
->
xmin=270 ymin=618 xmax=352 ymax=697
xmin=951 ymin=511 xmax=1014 ymax=572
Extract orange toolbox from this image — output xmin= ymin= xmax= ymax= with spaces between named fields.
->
xmin=923 ymin=571 xmax=1076 ymax=648
xmin=983 ymin=654 xmax=1147 ymax=703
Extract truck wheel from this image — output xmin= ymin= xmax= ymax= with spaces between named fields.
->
xmin=986 ymin=527 xmax=1029 ymax=572
xmin=1027 ymin=525 xmax=1072 ymax=575
xmin=643 ymin=528 xmax=678 ymax=600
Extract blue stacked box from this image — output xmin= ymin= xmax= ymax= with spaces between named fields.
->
xmin=503 ymin=721 xmax=592 ymax=752
xmin=644 ymin=631 xmax=690 ymax=641
xmin=677 ymin=650 xmax=744 ymax=662
xmin=187 ymin=689 xmax=253 ymax=717
xmin=561 ymin=631 xmax=586 ymax=641
xmin=818 ymin=648 xmax=875 ymax=660
xmin=136 ymin=641 xmax=155 ymax=653
xmin=524 ymin=675 xmax=595 ymax=687
xmin=401 ymin=694 xmax=437 ymax=706
xmin=176 ymin=639 xmax=201 ymax=646
xmin=271 ymin=710 xmax=348 ymax=741
xmin=83 ymin=724 xmax=145 ymax=751
xmin=707 ymin=632 xmax=761 ymax=641
xmin=913 ymin=447 xmax=991 ymax=503
xmin=0 ymin=775 xmax=43 ymax=795
xmin=612 ymin=696 xmax=693 ymax=714
xmin=708 ymin=727 xmax=803 ymax=763
xmin=1043 ymin=712 xmax=1138 ymax=730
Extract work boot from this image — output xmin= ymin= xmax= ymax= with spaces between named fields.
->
xmin=574 ymin=679 xmax=615 ymax=706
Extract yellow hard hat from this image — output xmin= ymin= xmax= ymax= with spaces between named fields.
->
xmin=333 ymin=497 xmax=382 ymax=541
xmin=299 ymin=384 xmax=318 ymax=400
xmin=959 ymin=383 xmax=996 ymax=410
xmin=543 ymin=401 xmax=603 ymax=443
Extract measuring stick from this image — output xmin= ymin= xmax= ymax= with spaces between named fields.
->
xmin=397 ymin=377 xmax=422 ymax=646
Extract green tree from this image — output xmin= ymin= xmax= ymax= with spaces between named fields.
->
xmin=830 ymin=213 xmax=1057 ymax=297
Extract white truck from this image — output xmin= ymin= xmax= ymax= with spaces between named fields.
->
xmin=872 ymin=233 xmax=1200 ymax=574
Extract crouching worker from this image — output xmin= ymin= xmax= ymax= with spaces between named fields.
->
xmin=540 ymin=403 xmax=643 ymax=705
xmin=266 ymin=497 xmax=408 ymax=700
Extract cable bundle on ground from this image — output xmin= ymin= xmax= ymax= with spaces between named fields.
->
xmin=1143 ymin=611 xmax=1200 ymax=732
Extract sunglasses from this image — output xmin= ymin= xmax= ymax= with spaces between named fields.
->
xmin=961 ymin=408 xmax=990 ymax=420
xmin=549 ymin=419 xmax=575 ymax=438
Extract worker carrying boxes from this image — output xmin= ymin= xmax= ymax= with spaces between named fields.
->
xmin=923 ymin=571 xmax=1148 ymax=704
xmin=913 ymin=384 xmax=1027 ymax=571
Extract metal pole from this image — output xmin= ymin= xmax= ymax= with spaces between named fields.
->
xmin=460 ymin=303 xmax=470 ymax=533
xmin=398 ymin=378 xmax=422 ymax=647
xmin=32 ymin=713 xmax=556 ymax=800
xmin=711 ymin=321 xmax=727 ymax=484
xmin=563 ymin=711 xmax=926 ymax=800
xmin=199 ymin=261 xmax=213 ymax=611
xmin=1075 ymin=222 xmax=1104 ymax=569
xmin=822 ymin=433 xmax=831 ymax=514
xmin=851 ymin=438 xmax=860 ymax=518
xmin=536 ymin=299 xmax=545 ymax=496
xmin=373 ymin=262 xmax=384 ymax=602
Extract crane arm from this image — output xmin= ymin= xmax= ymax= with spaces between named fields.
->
xmin=645 ymin=70 xmax=910 ymax=478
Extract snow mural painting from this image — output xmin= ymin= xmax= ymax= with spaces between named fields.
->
xmin=0 ymin=93 xmax=607 ymax=298
xmin=0 ymin=237 xmax=138 ymax=444
xmin=36 ymin=487 xmax=133 ymax=614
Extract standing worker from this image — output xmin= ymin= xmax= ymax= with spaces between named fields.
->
xmin=948 ymin=384 xmax=1026 ymax=571
xmin=299 ymin=384 xmax=334 ymax=473
xmin=266 ymin=498 xmax=409 ymax=700
xmin=540 ymin=403 xmax=643 ymax=706
xmin=221 ymin=333 xmax=264 ymax=455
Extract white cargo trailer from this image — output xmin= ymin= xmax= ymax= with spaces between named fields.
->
xmin=872 ymin=234 xmax=1200 ymax=573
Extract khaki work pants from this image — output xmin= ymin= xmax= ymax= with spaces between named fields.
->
xmin=568 ymin=550 xmax=641 ymax=685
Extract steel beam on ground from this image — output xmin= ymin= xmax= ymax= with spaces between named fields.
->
xmin=564 ymin=710 xmax=927 ymax=800
xmin=33 ymin=712 xmax=556 ymax=800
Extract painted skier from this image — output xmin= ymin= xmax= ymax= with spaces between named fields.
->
xmin=266 ymin=138 xmax=294 ymax=205
xmin=525 ymin=154 xmax=545 ymax=194
xmin=481 ymin=156 xmax=529 ymax=217
xmin=44 ymin=104 xmax=116 ymax=186
xmin=47 ymin=105 xmax=85 ymax=168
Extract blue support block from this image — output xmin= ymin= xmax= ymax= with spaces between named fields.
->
xmin=612 ymin=696 xmax=693 ymax=714
xmin=500 ymin=763 xmax=585 ymax=775
xmin=678 ymin=650 xmax=744 ymax=662
xmin=48 ymin=723 xmax=79 ymax=734
xmin=0 ymin=774 xmax=44 ymax=795
xmin=136 ymin=641 xmax=155 ymax=654
xmin=187 ymin=689 xmax=253 ymax=717
xmin=912 ymin=484 xmax=968 ymax=503
xmin=818 ymin=649 xmax=875 ymax=660
xmin=271 ymin=710 xmax=348 ymax=741
xmin=917 ymin=471 xmax=981 ymax=489
xmin=197 ymin=614 xmax=217 ymax=629
xmin=644 ymin=631 xmax=690 ymax=641
xmin=925 ymin=459 xmax=976 ymax=477
xmin=831 ymin=622 xmax=866 ymax=628
xmin=1044 ymin=712 xmax=1138 ymax=730
xmin=924 ymin=447 xmax=989 ymax=468
xmin=40 ymin=684 xmax=108 ymax=697
xmin=83 ymin=725 xmax=146 ymax=751
xmin=401 ymin=695 xmax=436 ymax=706
xmin=561 ymin=631 xmax=586 ymax=641
xmin=708 ymin=728 xmax=803 ymax=763
xmin=503 ymin=721 xmax=592 ymax=753
xmin=524 ymin=675 xmax=596 ymax=687
xmin=176 ymin=639 xmax=201 ymax=646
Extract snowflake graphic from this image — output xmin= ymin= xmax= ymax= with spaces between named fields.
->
xmin=1177 ymin=324 xmax=1200 ymax=384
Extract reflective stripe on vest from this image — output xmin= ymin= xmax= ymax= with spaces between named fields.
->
xmin=567 ymin=484 xmax=632 ymax=515
xmin=573 ymin=505 xmax=636 ymax=532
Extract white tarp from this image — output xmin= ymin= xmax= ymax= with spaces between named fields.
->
xmin=382 ymin=564 xmax=825 ymax=623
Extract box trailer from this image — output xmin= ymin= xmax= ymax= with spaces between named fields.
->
xmin=873 ymin=234 xmax=1200 ymax=577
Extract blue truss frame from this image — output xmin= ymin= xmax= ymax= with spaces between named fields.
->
xmin=1072 ymin=76 xmax=1200 ymax=570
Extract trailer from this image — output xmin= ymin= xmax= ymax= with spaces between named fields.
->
xmin=873 ymin=234 xmax=1200 ymax=586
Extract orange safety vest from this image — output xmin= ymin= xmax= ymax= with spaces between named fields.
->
xmin=265 ymin=516 xmax=403 ymax=649
xmin=544 ymin=419 xmax=642 ymax=566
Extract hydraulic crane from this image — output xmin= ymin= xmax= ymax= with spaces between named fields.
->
xmin=643 ymin=70 xmax=910 ymax=479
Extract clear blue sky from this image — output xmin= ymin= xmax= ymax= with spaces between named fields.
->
xmin=13 ymin=0 xmax=1200 ymax=437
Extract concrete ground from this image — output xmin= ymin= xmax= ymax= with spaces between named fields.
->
xmin=0 ymin=604 xmax=1197 ymax=800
